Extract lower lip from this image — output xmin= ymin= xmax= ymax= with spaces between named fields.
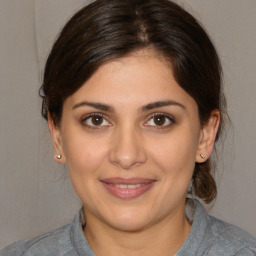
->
xmin=101 ymin=182 xmax=155 ymax=199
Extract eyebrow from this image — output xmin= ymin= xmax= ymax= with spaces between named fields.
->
xmin=72 ymin=100 xmax=185 ymax=112
xmin=72 ymin=101 xmax=114 ymax=112
xmin=141 ymin=100 xmax=186 ymax=112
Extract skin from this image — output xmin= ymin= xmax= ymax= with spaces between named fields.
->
xmin=49 ymin=50 xmax=220 ymax=256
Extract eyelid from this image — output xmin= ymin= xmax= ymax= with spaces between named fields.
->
xmin=144 ymin=112 xmax=175 ymax=128
xmin=81 ymin=112 xmax=103 ymax=121
xmin=81 ymin=112 xmax=112 ymax=128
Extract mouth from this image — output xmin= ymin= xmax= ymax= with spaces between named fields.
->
xmin=100 ymin=178 xmax=156 ymax=199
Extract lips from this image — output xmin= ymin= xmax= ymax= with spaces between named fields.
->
xmin=100 ymin=178 xmax=156 ymax=199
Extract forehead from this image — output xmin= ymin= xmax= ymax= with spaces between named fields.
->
xmin=65 ymin=50 xmax=197 ymax=112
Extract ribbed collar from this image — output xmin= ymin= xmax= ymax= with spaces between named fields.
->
xmin=70 ymin=198 xmax=209 ymax=256
xmin=175 ymin=199 xmax=211 ymax=256
xmin=70 ymin=208 xmax=95 ymax=256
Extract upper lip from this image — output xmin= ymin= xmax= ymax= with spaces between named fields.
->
xmin=100 ymin=177 xmax=156 ymax=185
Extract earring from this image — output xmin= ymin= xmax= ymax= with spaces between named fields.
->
xmin=200 ymin=154 xmax=205 ymax=159
xmin=56 ymin=154 xmax=62 ymax=159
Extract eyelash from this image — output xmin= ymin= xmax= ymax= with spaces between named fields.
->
xmin=81 ymin=113 xmax=112 ymax=129
xmin=144 ymin=113 xmax=175 ymax=128
xmin=81 ymin=112 xmax=175 ymax=129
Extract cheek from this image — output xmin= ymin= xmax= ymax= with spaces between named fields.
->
xmin=61 ymin=134 xmax=109 ymax=204
xmin=148 ymin=128 xmax=199 ymax=177
xmin=62 ymin=132 xmax=108 ymax=177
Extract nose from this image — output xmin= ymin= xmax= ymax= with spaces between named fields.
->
xmin=109 ymin=125 xmax=147 ymax=170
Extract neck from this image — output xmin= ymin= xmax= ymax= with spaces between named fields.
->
xmin=83 ymin=203 xmax=191 ymax=256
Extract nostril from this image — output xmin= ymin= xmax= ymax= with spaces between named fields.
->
xmin=109 ymin=145 xmax=147 ymax=170
xmin=108 ymin=128 xmax=147 ymax=169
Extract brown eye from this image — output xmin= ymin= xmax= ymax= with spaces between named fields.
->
xmin=144 ymin=114 xmax=174 ymax=128
xmin=83 ymin=114 xmax=111 ymax=128
xmin=91 ymin=116 xmax=104 ymax=126
xmin=153 ymin=115 xmax=166 ymax=126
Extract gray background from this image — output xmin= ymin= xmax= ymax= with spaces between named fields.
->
xmin=0 ymin=0 xmax=256 ymax=248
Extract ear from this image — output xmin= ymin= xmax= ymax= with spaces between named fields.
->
xmin=196 ymin=110 xmax=220 ymax=163
xmin=48 ymin=113 xmax=66 ymax=164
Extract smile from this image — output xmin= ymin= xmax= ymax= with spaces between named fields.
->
xmin=111 ymin=184 xmax=142 ymax=188
xmin=100 ymin=178 xmax=156 ymax=199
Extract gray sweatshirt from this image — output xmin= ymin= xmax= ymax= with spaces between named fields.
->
xmin=1 ymin=199 xmax=256 ymax=255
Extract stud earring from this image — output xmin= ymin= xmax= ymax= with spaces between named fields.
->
xmin=56 ymin=154 xmax=62 ymax=159
xmin=200 ymin=154 xmax=205 ymax=159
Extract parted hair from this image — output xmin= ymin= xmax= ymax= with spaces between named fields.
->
xmin=40 ymin=0 xmax=226 ymax=204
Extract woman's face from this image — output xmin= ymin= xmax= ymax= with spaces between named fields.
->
xmin=50 ymin=50 xmax=214 ymax=231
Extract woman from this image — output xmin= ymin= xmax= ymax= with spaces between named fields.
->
xmin=1 ymin=0 xmax=256 ymax=255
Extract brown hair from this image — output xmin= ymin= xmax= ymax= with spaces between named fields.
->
xmin=40 ymin=0 xmax=226 ymax=203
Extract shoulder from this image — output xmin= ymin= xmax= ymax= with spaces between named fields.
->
xmin=0 ymin=223 xmax=77 ymax=256
xmin=205 ymin=215 xmax=256 ymax=255
xmin=180 ymin=199 xmax=256 ymax=256
xmin=0 ymin=208 xmax=94 ymax=256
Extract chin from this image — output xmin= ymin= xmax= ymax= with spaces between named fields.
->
xmin=110 ymin=218 xmax=150 ymax=232
xmin=103 ymin=209 xmax=156 ymax=232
